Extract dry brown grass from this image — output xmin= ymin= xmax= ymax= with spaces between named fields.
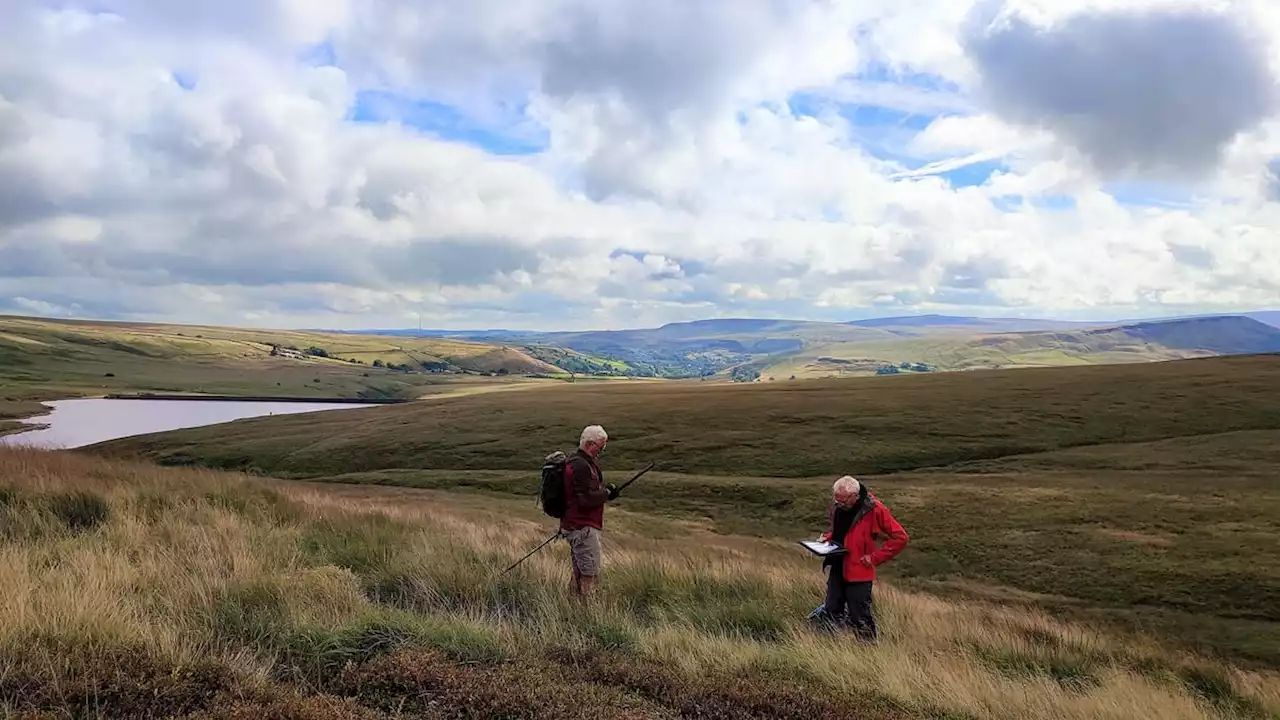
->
xmin=0 ymin=446 xmax=1275 ymax=719
xmin=1095 ymin=527 xmax=1177 ymax=547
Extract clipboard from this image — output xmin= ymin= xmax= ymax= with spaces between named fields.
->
xmin=798 ymin=539 xmax=848 ymax=557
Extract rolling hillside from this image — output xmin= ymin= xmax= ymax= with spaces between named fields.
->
xmin=0 ymin=315 xmax=572 ymax=402
xmin=844 ymin=314 xmax=1102 ymax=334
xmin=762 ymin=316 xmax=1280 ymax=379
xmin=418 ymin=319 xmax=899 ymax=378
xmin=95 ymin=352 xmax=1280 ymax=479
xmin=91 ymin=353 xmax=1280 ymax=670
xmin=377 ymin=313 xmax=1280 ymax=380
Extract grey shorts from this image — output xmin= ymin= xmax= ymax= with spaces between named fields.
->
xmin=562 ymin=526 xmax=601 ymax=576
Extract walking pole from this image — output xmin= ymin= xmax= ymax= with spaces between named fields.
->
xmin=496 ymin=530 xmax=560 ymax=577
xmin=615 ymin=461 xmax=655 ymax=493
xmin=495 ymin=461 xmax=655 ymax=578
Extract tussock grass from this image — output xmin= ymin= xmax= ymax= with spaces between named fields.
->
xmin=0 ymin=447 xmax=1276 ymax=719
xmin=105 ymin=355 xmax=1280 ymax=667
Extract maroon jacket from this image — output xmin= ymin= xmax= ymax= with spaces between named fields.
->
xmin=560 ymin=448 xmax=608 ymax=530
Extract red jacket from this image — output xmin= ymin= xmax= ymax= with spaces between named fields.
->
xmin=818 ymin=493 xmax=908 ymax=583
xmin=560 ymin=449 xmax=608 ymax=530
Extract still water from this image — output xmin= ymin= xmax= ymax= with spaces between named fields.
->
xmin=0 ymin=398 xmax=377 ymax=450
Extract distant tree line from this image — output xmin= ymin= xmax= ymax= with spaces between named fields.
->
xmin=876 ymin=362 xmax=934 ymax=375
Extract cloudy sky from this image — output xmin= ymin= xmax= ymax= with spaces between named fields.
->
xmin=2 ymin=0 xmax=1279 ymax=331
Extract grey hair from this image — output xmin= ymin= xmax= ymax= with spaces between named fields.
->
xmin=833 ymin=475 xmax=860 ymax=498
xmin=579 ymin=424 xmax=608 ymax=448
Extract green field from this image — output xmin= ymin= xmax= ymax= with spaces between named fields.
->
xmin=94 ymin=354 xmax=1280 ymax=670
xmin=0 ymin=314 xmax=594 ymax=413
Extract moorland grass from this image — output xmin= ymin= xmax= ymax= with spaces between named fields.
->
xmin=1 ymin=446 xmax=1276 ymax=719
xmin=91 ymin=355 xmax=1280 ymax=667
xmin=98 ymin=354 xmax=1280 ymax=478
xmin=297 ymin=461 xmax=1280 ymax=668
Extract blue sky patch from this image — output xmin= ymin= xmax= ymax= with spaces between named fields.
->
xmin=1032 ymin=194 xmax=1077 ymax=211
xmin=786 ymin=74 xmax=980 ymax=185
xmin=298 ymin=40 xmax=546 ymax=156
xmin=992 ymin=194 xmax=1077 ymax=212
xmin=846 ymin=63 xmax=963 ymax=94
xmin=937 ymin=159 xmax=1006 ymax=188
xmin=841 ymin=104 xmax=939 ymax=132
xmin=349 ymin=90 xmax=548 ymax=155
xmin=1102 ymin=179 xmax=1197 ymax=209
xmin=300 ymin=40 xmax=337 ymax=67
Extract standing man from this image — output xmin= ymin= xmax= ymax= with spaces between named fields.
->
xmin=560 ymin=424 xmax=618 ymax=598
xmin=812 ymin=475 xmax=908 ymax=642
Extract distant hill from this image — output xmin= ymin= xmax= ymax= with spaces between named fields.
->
xmin=414 ymin=319 xmax=898 ymax=378
xmin=1248 ymin=311 xmax=1280 ymax=329
xmin=1118 ymin=316 xmax=1280 ymax=355
xmin=0 ymin=315 xmax=573 ymax=401
xmin=337 ymin=311 xmax=1280 ymax=380
xmin=845 ymin=314 xmax=1101 ymax=334
xmin=763 ymin=315 xmax=1280 ymax=380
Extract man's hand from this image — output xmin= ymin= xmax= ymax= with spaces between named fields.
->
xmin=606 ymin=483 xmax=619 ymax=500
xmin=860 ymin=555 xmax=874 ymax=568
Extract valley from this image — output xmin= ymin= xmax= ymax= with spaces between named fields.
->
xmin=364 ymin=312 xmax=1280 ymax=380
xmin=5 ymin=311 xmax=1279 ymax=412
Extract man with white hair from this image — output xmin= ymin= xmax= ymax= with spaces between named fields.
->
xmin=811 ymin=474 xmax=909 ymax=641
xmin=559 ymin=424 xmax=618 ymax=598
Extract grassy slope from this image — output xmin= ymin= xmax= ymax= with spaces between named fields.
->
xmin=512 ymin=319 xmax=900 ymax=347
xmin=778 ymin=316 xmax=1280 ymax=379
xmin=0 ymin=313 xmax=566 ymax=376
xmin=3 ymin=447 xmax=1276 ymax=719
xmin=763 ymin=334 xmax=1177 ymax=378
xmin=765 ymin=318 xmax=1280 ymax=379
xmin=279 ymin=455 xmax=1280 ymax=670
xmin=101 ymin=354 xmax=1280 ymax=477
xmin=0 ymin=314 xmax=569 ymax=408
xmin=95 ymin=355 xmax=1280 ymax=668
xmin=459 ymin=315 xmax=1279 ymax=380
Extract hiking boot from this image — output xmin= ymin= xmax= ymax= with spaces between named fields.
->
xmin=805 ymin=604 xmax=845 ymax=634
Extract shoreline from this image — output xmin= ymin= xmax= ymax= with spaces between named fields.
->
xmin=0 ymin=399 xmax=57 ymax=438
xmin=0 ymin=392 xmax=402 ymax=442
xmin=100 ymin=393 xmax=407 ymax=404
xmin=0 ymin=421 xmax=50 ymax=439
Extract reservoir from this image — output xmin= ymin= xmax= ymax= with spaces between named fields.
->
xmin=0 ymin=398 xmax=379 ymax=450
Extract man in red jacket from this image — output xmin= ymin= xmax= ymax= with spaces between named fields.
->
xmin=812 ymin=475 xmax=909 ymax=641
xmin=560 ymin=424 xmax=618 ymax=599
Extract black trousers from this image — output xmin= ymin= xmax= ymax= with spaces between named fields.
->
xmin=823 ymin=562 xmax=877 ymax=641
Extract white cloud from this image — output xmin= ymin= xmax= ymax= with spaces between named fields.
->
xmin=0 ymin=0 xmax=1278 ymax=331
